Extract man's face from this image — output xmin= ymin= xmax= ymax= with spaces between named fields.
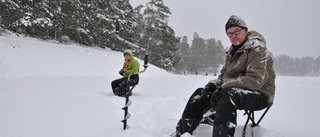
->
xmin=124 ymin=54 xmax=131 ymax=61
xmin=226 ymin=27 xmax=248 ymax=46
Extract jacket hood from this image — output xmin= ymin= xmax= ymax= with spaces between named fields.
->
xmin=123 ymin=49 xmax=134 ymax=60
xmin=246 ymin=30 xmax=266 ymax=45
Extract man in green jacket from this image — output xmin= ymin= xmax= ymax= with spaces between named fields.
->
xmin=172 ymin=15 xmax=276 ymax=137
xmin=111 ymin=49 xmax=140 ymax=96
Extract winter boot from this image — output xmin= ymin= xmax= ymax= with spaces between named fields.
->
xmin=176 ymin=118 xmax=201 ymax=136
xmin=170 ymin=132 xmax=180 ymax=137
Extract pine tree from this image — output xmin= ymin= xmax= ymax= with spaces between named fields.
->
xmin=313 ymin=56 xmax=320 ymax=76
xmin=132 ymin=4 xmax=144 ymax=45
xmin=141 ymin=0 xmax=178 ymax=70
xmin=110 ymin=0 xmax=136 ymax=49
xmin=206 ymin=38 xmax=225 ymax=74
xmin=0 ymin=1 xmax=24 ymax=31
xmin=189 ymin=32 xmax=206 ymax=74
xmin=300 ymin=56 xmax=314 ymax=76
xmin=176 ymin=36 xmax=190 ymax=73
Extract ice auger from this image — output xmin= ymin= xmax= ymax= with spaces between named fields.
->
xmin=115 ymin=19 xmax=149 ymax=130
xmin=121 ymin=54 xmax=148 ymax=130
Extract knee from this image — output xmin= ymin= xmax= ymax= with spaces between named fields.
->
xmin=186 ymin=88 xmax=204 ymax=103
xmin=111 ymin=80 xmax=116 ymax=86
xmin=211 ymin=88 xmax=234 ymax=101
xmin=220 ymin=88 xmax=236 ymax=98
xmin=190 ymin=88 xmax=203 ymax=97
xmin=112 ymin=79 xmax=121 ymax=87
xmin=217 ymin=88 xmax=238 ymax=106
xmin=195 ymin=88 xmax=203 ymax=94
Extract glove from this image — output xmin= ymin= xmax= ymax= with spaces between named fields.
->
xmin=119 ymin=69 xmax=125 ymax=76
xmin=201 ymin=82 xmax=217 ymax=99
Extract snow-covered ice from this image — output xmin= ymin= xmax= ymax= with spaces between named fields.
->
xmin=0 ymin=33 xmax=319 ymax=137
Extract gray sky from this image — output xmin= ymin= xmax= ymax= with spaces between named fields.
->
xmin=130 ymin=0 xmax=320 ymax=58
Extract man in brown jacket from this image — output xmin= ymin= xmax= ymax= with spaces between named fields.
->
xmin=172 ymin=15 xmax=276 ymax=137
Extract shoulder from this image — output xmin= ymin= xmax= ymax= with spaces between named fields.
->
xmin=244 ymin=30 xmax=267 ymax=50
xmin=132 ymin=58 xmax=140 ymax=65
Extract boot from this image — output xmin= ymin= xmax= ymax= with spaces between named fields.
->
xmin=176 ymin=118 xmax=201 ymax=136
xmin=170 ymin=132 xmax=180 ymax=137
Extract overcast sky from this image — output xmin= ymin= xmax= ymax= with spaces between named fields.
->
xmin=130 ymin=0 xmax=320 ymax=58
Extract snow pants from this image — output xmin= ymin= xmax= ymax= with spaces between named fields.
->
xmin=111 ymin=75 xmax=139 ymax=96
xmin=176 ymin=87 xmax=269 ymax=137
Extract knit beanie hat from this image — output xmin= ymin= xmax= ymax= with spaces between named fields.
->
xmin=225 ymin=15 xmax=248 ymax=32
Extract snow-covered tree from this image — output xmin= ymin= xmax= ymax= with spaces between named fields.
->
xmin=141 ymin=0 xmax=179 ymax=70
xmin=189 ymin=32 xmax=206 ymax=74
xmin=313 ymin=56 xmax=320 ymax=76
xmin=205 ymin=38 xmax=225 ymax=74
xmin=176 ymin=36 xmax=190 ymax=73
xmin=274 ymin=55 xmax=319 ymax=76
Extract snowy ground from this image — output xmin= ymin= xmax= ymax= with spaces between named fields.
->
xmin=0 ymin=33 xmax=319 ymax=137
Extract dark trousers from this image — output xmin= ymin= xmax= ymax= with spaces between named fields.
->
xmin=176 ymin=87 xmax=269 ymax=137
xmin=111 ymin=76 xmax=139 ymax=96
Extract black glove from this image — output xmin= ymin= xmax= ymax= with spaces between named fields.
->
xmin=201 ymin=82 xmax=217 ymax=99
xmin=119 ymin=69 xmax=125 ymax=76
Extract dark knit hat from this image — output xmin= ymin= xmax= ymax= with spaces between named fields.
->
xmin=225 ymin=15 xmax=248 ymax=32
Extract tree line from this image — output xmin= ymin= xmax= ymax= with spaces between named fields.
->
xmin=174 ymin=33 xmax=226 ymax=75
xmin=274 ymin=55 xmax=320 ymax=76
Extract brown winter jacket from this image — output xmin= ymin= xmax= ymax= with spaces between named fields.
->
xmin=212 ymin=30 xmax=276 ymax=104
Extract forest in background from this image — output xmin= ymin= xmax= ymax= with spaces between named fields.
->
xmin=0 ymin=0 xmax=318 ymax=76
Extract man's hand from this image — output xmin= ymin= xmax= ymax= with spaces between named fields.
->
xmin=119 ymin=69 xmax=125 ymax=76
xmin=201 ymin=82 xmax=217 ymax=99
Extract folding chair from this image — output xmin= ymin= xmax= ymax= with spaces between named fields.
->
xmin=242 ymin=106 xmax=271 ymax=137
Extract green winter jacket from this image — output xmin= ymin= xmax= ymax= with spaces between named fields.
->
xmin=210 ymin=30 xmax=276 ymax=104
xmin=122 ymin=50 xmax=140 ymax=78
